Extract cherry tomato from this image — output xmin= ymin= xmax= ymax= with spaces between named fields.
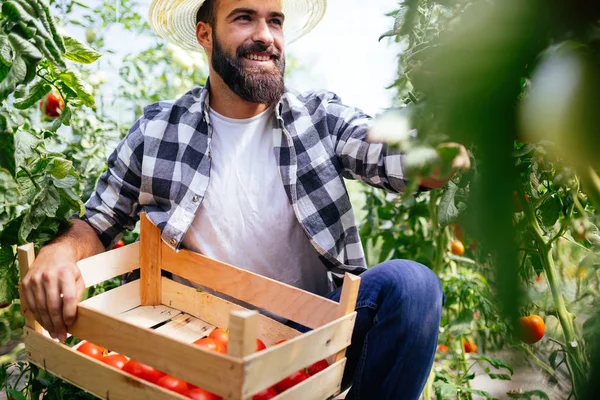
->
xmin=112 ymin=240 xmax=125 ymax=249
xmin=101 ymin=354 xmax=128 ymax=369
xmin=518 ymin=315 xmax=545 ymax=344
xmin=193 ymin=337 xmax=226 ymax=353
xmin=307 ymin=359 xmax=329 ymax=376
xmin=462 ymin=337 xmax=478 ymax=353
xmin=256 ymin=338 xmax=267 ymax=352
xmin=157 ymin=375 xmax=189 ymax=394
xmin=437 ymin=344 xmax=449 ymax=353
xmin=208 ymin=328 xmax=229 ymax=351
xmin=275 ymin=370 xmax=310 ymax=393
xmin=122 ymin=359 xmax=165 ymax=384
xmin=76 ymin=341 xmax=106 ymax=360
xmin=252 ymin=386 xmax=278 ymax=400
xmin=39 ymin=92 xmax=64 ymax=118
xmin=451 ymin=240 xmax=465 ymax=256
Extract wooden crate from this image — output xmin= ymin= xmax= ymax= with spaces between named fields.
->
xmin=17 ymin=213 xmax=360 ymax=400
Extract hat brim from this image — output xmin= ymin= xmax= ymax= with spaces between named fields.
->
xmin=148 ymin=0 xmax=326 ymax=53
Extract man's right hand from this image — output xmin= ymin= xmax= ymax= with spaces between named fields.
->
xmin=21 ymin=245 xmax=86 ymax=342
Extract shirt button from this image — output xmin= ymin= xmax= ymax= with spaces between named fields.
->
xmin=192 ymin=195 xmax=199 ymax=203
xmin=169 ymin=238 xmax=177 ymax=246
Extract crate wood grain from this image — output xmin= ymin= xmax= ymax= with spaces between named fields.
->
xmin=18 ymin=213 xmax=361 ymax=400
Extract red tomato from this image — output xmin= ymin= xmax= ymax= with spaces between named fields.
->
xmin=437 ymin=344 xmax=449 ymax=353
xmin=184 ymin=387 xmax=220 ymax=399
xmin=76 ymin=341 xmax=106 ymax=360
xmin=157 ymin=375 xmax=189 ymax=394
xmin=275 ymin=370 xmax=310 ymax=393
xmin=112 ymin=240 xmax=125 ymax=249
xmin=307 ymin=359 xmax=329 ymax=376
xmin=101 ymin=354 xmax=128 ymax=369
xmin=193 ymin=337 xmax=226 ymax=353
xmin=208 ymin=328 xmax=229 ymax=351
xmin=252 ymin=386 xmax=278 ymax=400
xmin=462 ymin=337 xmax=478 ymax=353
xmin=122 ymin=359 xmax=165 ymax=384
xmin=39 ymin=92 xmax=64 ymax=118
xmin=518 ymin=315 xmax=545 ymax=344
xmin=256 ymin=338 xmax=267 ymax=352
xmin=275 ymin=339 xmax=287 ymax=345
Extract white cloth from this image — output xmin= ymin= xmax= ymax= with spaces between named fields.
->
xmin=180 ymin=106 xmax=330 ymax=296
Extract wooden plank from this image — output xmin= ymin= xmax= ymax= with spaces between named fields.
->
xmin=154 ymin=313 xmax=215 ymax=344
xmin=161 ymin=278 xmax=301 ymax=344
xmin=242 ymin=313 xmax=356 ymax=397
xmin=228 ymin=311 xmax=259 ymax=358
xmin=140 ymin=213 xmax=162 ymax=305
xmin=68 ymin=304 xmax=244 ymax=398
xmin=80 ymin=280 xmax=141 ymax=315
xmin=23 ymin=327 xmax=187 ymax=400
xmin=273 ymin=358 xmax=346 ymax=400
xmin=335 ymin=273 xmax=360 ymax=363
xmin=117 ymin=305 xmax=181 ymax=329
xmin=161 ymin=246 xmax=339 ymax=329
xmin=17 ymin=243 xmax=42 ymax=333
xmin=77 ymin=242 xmax=140 ymax=288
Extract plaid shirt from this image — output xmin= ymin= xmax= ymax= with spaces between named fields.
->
xmin=82 ymin=83 xmax=406 ymax=281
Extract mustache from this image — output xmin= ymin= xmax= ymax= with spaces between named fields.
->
xmin=236 ymin=42 xmax=281 ymax=59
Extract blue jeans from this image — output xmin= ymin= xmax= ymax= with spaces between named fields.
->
xmin=293 ymin=260 xmax=444 ymax=400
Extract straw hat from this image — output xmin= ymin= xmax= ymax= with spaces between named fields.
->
xmin=148 ymin=0 xmax=327 ymax=53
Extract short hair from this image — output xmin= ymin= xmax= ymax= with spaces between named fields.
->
xmin=196 ymin=0 xmax=217 ymax=26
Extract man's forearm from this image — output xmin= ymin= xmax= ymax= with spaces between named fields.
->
xmin=38 ymin=218 xmax=106 ymax=262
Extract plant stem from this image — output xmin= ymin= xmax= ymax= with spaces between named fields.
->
xmin=520 ymin=189 xmax=588 ymax=398
xmin=521 ymin=345 xmax=558 ymax=379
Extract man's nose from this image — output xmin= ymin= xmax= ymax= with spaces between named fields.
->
xmin=251 ymin=19 xmax=274 ymax=47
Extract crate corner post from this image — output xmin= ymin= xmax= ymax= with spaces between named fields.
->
xmin=335 ymin=273 xmax=360 ymax=363
xmin=139 ymin=212 xmax=162 ymax=306
xmin=17 ymin=243 xmax=43 ymax=333
xmin=228 ymin=309 xmax=259 ymax=400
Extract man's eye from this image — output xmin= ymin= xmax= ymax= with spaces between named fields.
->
xmin=271 ymin=19 xmax=283 ymax=26
xmin=235 ymin=15 xmax=251 ymax=21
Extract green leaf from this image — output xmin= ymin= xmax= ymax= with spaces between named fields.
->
xmin=58 ymin=70 xmax=95 ymax=107
xmin=477 ymin=355 xmax=515 ymax=375
xmin=0 ymin=168 xmax=20 ymax=204
xmin=438 ymin=181 xmax=459 ymax=227
xmin=462 ymin=388 xmax=494 ymax=399
xmin=14 ymin=129 xmax=39 ymax=169
xmin=52 ymin=174 xmax=78 ymax=189
xmin=539 ymin=196 xmax=561 ymax=227
xmin=0 ymin=34 xmax=12 ymax=66
xmin=0 ymin=33 xmax=42 ymax=102
xmin=403 ymin=146 xmax=440 ymax=178
xmin=48 ymin=157 xmax=73 ymax=179
xmin=63 ymin=36 xmax=101 ymax=64
xmin=488 ymin=373 xmax=512 ymax=380
xmin=507 ymin=389 xmax=550 ymax=400
xmin=435 ymin=383 xmax=458 ymax=398
xmin=12 ymin=79 xmax=51 ymax=109
xmin=0 ymin=129 xmax=16 ymax=177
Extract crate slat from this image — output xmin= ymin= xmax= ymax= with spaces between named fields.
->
xmin=117 ymin=305 xmax=181 ymax=328
xmin=154 ymin=313 xmax=215 ymax=343
xmin=78 ymin=242 xmax=140 ymax=288
xmin=81 ymin=280 xmax=141 ymax=315
xmin=140 ymin=213 xmax=162 ymax=305
xmin=23 ymin=327 xmax=187 ymax=400
xmin=161 ymin=246 xmax=339 ymax=329
xmin=273 ymin=358 xmax=346 ymax=400
xmin=161 ymin=277 xmax=301 ymax=343
xmin=68 ymin=304 xmax=244 ymax=398
xmin=242 ymin=312 xmax=356 ymax=396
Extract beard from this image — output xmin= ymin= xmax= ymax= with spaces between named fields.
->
xmin=211 ymin=34 xmax=286 ymax=105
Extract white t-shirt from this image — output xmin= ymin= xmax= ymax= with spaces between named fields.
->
xmin=180 ymin=106 xmax=330 ymax=296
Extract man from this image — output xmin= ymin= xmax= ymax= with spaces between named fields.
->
xmin=22 ymin=0 xmax=469 ymax=398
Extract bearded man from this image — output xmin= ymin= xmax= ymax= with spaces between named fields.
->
xmin=21 ymin=0 xmax=470 ymax=398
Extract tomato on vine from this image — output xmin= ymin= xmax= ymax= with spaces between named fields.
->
xmin=39 ymin=92 xmax=64 ymax=118
xmin=451 ymin=240 xmax=465 ymax=256
xmin=462 ymin=337 xmax=478 ymax=353
xmin=518 ymin=315 xmax=545 ymax=344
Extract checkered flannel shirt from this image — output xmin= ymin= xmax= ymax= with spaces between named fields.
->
xmin=81 ymin=83 xmax=407 ymax=282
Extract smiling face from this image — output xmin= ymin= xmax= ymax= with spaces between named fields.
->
xmin=197 ymin=0 xmax=286 ymax=105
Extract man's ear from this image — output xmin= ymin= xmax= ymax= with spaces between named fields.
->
xmin=196 ymin=22 xmax=212 ymax=53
